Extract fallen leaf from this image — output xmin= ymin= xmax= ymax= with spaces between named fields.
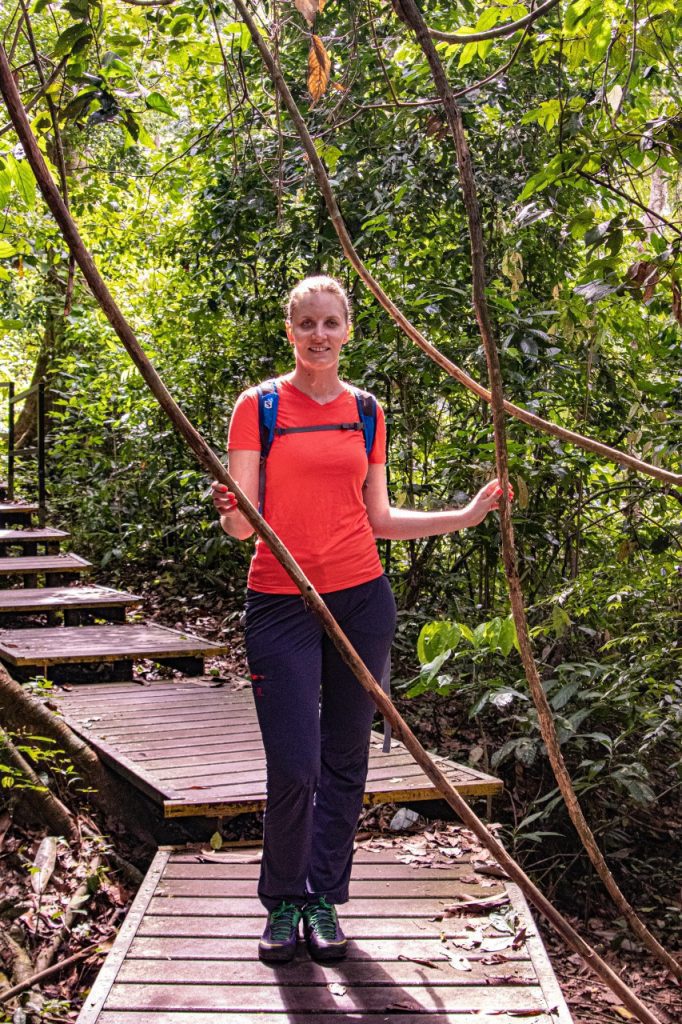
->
xmin=397 ymin=954 xmax=441 ymax=970
xmin=480 ymin=936 xmax=514 ymax=952
xmin=31 ymin=836 xmax=57 ymax=895
xmin=443 ymin=950 xmax=472 ymax=971
xmin=385 ymin=999 xmax=426 ymax=1012
xmin=614 ymin=1009 xmax=635 ymax=1020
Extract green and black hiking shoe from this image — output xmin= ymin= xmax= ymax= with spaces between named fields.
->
xmin=302 ymin=896 xmax=348 ymax=961
xmin=258 ymin=901 xmax=302 ymax=963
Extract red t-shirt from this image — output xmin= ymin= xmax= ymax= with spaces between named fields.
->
xmin=228 ymin=378 xmax=386 ymax=594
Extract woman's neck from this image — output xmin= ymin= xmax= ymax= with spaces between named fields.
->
xmin=286 ymin=367 xmax=345 ymax=404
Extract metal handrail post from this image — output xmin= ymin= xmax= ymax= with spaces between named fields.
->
xmin=37 ymin=380 xmax=46 ymax=524
xmin=7 ymin=381 xmax=15 ymax=500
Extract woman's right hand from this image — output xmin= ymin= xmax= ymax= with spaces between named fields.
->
xmin=211 ymin=482 xmax=238 ymax=516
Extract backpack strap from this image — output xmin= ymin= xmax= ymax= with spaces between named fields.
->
xmin=349 ymin=386 xmax=377 ymax=456
xmin=257 ymin=379 xmax=279 ymax=513
xmin=256 ymin=381 xmax=378 ymax=513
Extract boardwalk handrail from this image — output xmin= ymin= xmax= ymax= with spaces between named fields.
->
xmin=0 ymin=379 xmax=47 ymax=520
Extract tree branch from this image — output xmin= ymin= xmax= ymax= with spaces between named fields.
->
xmin=577 ymin=169 xmax=682 ymax=237
xmin=396 ymin=0 xmax=681 ymax=992
xmin=228 ymin=10 xmax=681 ymax=490
xmin=0 ymin=39 xmax=673 ymax=1020
xmin=0 ymin=942 xmax=102 ymax=1005
xmin=405 ymin=0 xmax=562 ymax=45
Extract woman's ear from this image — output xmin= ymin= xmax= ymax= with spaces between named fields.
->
xmin=285 ymin=321 xmax=294 ymax=345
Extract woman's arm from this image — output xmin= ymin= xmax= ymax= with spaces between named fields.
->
xmin=211 ymin=449 xmax=260 ymax=540
xmin=363 ymin=463 xmax=511 ymax=540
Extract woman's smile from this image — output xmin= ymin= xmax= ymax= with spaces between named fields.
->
xmin=286 ymin=292 xmax=349 ymax=373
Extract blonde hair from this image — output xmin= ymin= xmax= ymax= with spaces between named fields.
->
xmin=286 ymin=275 xmax=351 ymax=323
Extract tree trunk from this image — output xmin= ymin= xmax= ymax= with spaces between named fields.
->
xmin=0 ymin=665 xmax=156 ymax=845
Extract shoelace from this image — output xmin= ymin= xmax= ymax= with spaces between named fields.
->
xmin=269 ymin=902 xmax=301 ymax=941
xmin=306 ymin=898 xmax=338 ymax=939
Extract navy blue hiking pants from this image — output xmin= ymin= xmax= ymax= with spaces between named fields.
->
xmin=244 ymin=574 xmax=396 ymax=911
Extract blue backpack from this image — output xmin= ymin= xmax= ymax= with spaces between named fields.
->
xmin=256 ymin=379 xmax=377 ymax=514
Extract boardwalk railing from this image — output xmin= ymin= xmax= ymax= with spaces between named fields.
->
xmin=0 ymin=379 xmax=47 ymax=520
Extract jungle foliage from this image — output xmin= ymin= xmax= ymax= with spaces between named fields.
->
xmin=0 ymin=0 xmax=680 ymax=872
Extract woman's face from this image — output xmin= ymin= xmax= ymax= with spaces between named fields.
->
xmin=286 ymin=291 xmax=349 ymax=373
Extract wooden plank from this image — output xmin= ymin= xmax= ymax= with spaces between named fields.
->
xmin=64 ymin=724 xmax=180 ymax=804
xmin=154 ymin=878 xmax=499 ymax=900
xmin=125 ymin=935 xmax=531 ymax=964
xmin=0 ymin=527 xmax=69 ymax=542
xmin=100 ymin=983 xmax=550 ymax=1014
xmin=99 ymin=1014 xmax=558 ymax=1024
xmin=76 ymin=843 xmax=570 ymax=1024
xmin=505 ymin=882 xmax=573 ymax=1023
xmin=77 ymin=850 xmax=171 ymax=1024
xmin=54 ymin=680 xmax=501 ymax=817
xmin=117 ymin=957 xmax=537 ymax=985
xmin=0 ymin=501 xmax=38 ymax=514
xmin=161 ymin=862 xmax=483 ymax=882
xmin=0 ymin=624 xmax=227 ymax=665
xmin=135 ymin=913 xmax=506 ymax=941
xmin=0 ymin=585 xmax=141 ymax=612
xmin=0 ymin=553 xmax=90 ymax=575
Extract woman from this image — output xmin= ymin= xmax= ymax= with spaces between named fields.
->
xmin=212 ymin=275 xmax=512 ymax=964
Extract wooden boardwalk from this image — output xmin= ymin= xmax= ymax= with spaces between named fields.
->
xmin=52 ymin=679 xmax=503 ymax=818
xmin=0 ymin=552 xmax=91 ymax=579
xmin=77 ymin=841 xmax=572 ymax=1024
xmin=0 ymin=584 xmax=142 ymax=616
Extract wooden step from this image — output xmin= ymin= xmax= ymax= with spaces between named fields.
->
xmin=75 ymin=843 xmax=573 ymax=1024
xmin=0 ymin=501 xmax=38 ymax=526
xmin=0 ymin=585 xmax=142 ymax=624
xmin=0 ymin=623 xmax=227 ymax=682
xmin=52 ymin=680 xmax=503 ymax=816
xmin=0 ymin=527 xmax=69 ymax=554
xmin=0 ymin=553 xmax=90 ymax=585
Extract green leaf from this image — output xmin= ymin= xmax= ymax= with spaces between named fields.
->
xmin=0 ymin=239 xmax=16 ymax=258
xmin=459 ymin=623 xmax=475 ymax=645
xmin=9 ymin=157 xmax=36 ymax=208
xmin=498 ymin=616 xmax=517 ymax=657
xmin=53 ymin=22 xmax=93 ymax=59
xmin=552 ymin=604 xmax=572 ymax=638
xmin=458 ymin=41 xmax=478 ymax=68
xmin=417 ymin=620 xmax=460 ymax=664
xmin=145 ymin=92 xmax=177 ymax=117
xmin=419 ymin=649 xmax=452 ymax=684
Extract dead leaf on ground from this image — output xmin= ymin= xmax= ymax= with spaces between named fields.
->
xmin=385 ymin=999 xmax=426 ymax=1012
xmin=0 ymin=811 xmax=11 ymax=849
xmin=480 ymin=935 xmax=515 ymax=952
xmin=31 ymin=836 xmax=57 ymax=895
xmin=397 ymin=953 xmax=441 ymax=970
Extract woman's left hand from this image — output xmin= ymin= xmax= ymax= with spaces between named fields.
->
xmin=467 ymin=478 xmax=515 ymax=527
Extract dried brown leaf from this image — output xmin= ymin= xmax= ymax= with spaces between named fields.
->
xmin=308 ymin=35 xmax=330 ymax=103
xmin=398 ymin=953 xmax=442 ymax=970
xmin=294 ymin=0 xmax=318 ymax=24
xmin=31 ymin=836 xmax=57 ymax=895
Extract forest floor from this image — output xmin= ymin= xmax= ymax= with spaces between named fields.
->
xmin=0 ymin=585 xmax=680 ymax=1023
